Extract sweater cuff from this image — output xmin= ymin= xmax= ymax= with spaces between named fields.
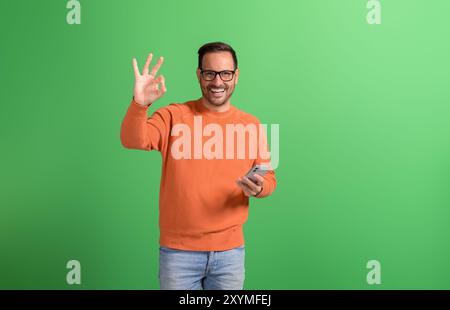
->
xmin=131 ymin=97 xmax=150 ymax=109
xmin=254 ymin=178 xmax=274 ymax=198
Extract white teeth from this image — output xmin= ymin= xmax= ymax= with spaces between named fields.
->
xmin=210 ymin=88 xmax=225 ymax=93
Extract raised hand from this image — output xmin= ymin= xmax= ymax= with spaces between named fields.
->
xmin=132 ymin=53 xmax=167 ymax=107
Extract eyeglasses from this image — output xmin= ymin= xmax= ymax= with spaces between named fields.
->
xmin=200 ymin=69 xmax=236 ymax=81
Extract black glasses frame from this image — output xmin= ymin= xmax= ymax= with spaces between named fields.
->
xmin=200 ymin=69 xmax=236 ymax=81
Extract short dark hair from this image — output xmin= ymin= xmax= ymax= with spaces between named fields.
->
xmin=198 ymin=42 xmax=238 ymax=70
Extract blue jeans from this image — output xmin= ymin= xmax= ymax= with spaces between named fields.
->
xmin=159 ymin=244 xmax=245 ymax=290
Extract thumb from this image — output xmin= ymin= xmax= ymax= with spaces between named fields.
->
xmin=156 ymin=75 xmax=167 ymax=94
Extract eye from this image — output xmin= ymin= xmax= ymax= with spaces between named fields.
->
xmin=220 ymin=71 xmax=234 ymax=81
xmin=203 ymin=71 xmax=215 ymax=79
xmin=221 ymin=71 xmax=233 ymax=78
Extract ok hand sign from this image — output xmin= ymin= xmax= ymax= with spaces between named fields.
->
xmin=132 ymin=53 xmax=167 ymax=107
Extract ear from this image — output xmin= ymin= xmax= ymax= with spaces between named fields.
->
xmin=234 ymin=68 xmax=240 ymax=85
xmin=196 ymin=68 xmax=201 ymax=82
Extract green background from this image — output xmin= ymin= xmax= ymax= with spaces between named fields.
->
xmin=1 ymin=0 xmax=449 ymax=289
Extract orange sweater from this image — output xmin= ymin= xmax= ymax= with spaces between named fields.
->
xmin=120 ymin=98 xmax=277 ymax=251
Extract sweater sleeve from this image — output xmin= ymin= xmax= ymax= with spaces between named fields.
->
xmin=120 ymin=99 xmax=171 ymax=152
xmin=254 ymin=120 xmax=277 ymax=199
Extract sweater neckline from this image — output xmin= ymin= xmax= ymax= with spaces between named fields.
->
xmin=193 ymin=98 xmax=237 ymax=119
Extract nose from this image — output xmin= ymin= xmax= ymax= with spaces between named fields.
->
xmin=211 ymin=73 xmax=223 ymax=85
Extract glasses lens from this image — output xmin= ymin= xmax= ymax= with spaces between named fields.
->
xmin=202 ymin=71 xmax=216 ymax=81
xmin=220 ymin=71 xmax=234 ymax=81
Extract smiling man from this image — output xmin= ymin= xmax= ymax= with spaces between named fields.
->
xmin=120 ymin=42 xmax=277 ymax=290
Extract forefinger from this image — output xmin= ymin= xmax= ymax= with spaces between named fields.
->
xmin=253 ymin=174 xmax=265 ymax=186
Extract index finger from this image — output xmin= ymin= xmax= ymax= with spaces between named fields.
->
xmin=242 ymin=177 xmax=259 ymax=191
xmin=253 ymin=174 xmax=265 ymax=185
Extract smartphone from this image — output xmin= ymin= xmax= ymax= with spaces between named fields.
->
xmin=244 ymin=164 xmax=270 ymax=183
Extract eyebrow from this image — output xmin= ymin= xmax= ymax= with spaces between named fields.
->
xmin=201 ymin=69 xmax=235 ymax=71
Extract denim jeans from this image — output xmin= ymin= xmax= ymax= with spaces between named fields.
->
xmin=159 ymin=244 xmax=245 ymax=290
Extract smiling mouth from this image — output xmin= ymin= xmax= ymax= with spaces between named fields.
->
xmin=210 ymin=87 xmax=225 ymax=93
xmin=209 ymin=87 xmax=226 ymax=97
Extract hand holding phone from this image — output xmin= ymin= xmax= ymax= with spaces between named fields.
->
xmin=237 ymin=164 xmax=270 ymax=197
xmin=244 ymin=164 xmax=269 ymax=183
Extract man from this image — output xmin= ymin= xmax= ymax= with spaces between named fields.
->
xmin=120 ymin=42 xmax=277 ymax=290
